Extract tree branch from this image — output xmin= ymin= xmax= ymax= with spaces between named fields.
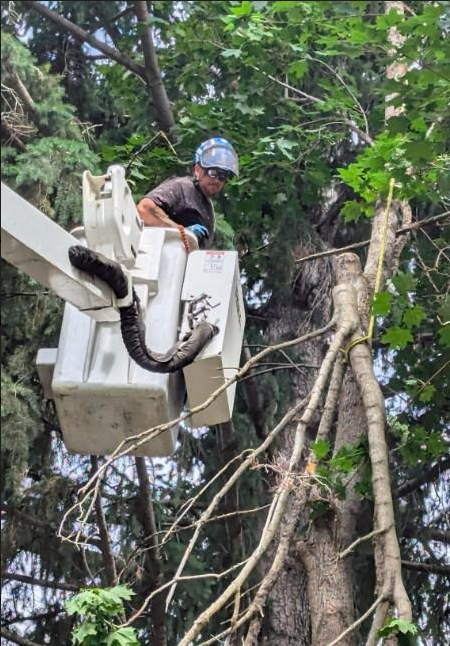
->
xmin=0 ymin=628 xmax=44 ymax=646
xmin=2 ymin=572 xmax=81 ymax=592
xmin=324 ymin=596 xmax=385 ymax=646
xmin=1 ymin=504 xmax=102 ymax=550
xmin=23 ymin=1 xmax=145 ymax=78
xmin=1 ymin=607 xmax=62 ymax=627
xmin=90 ymin=457 xmax=118 ymax=586
xmin=401 ymin=560 xmax=450 ymax=577
xmin=132 ymin=1 xmax=175 ymax=134
xmin=241 ymin=342 xmax=267 ymax=439
xmin=395 ymin=455 xmax=450 ymax=498
xmin=135 ymin=456 xmax=167 ymax=646
xmin=1 ymin=117 xmax=27 ymax=151
xmin=5 ymin=65 xmax=51 ymax=136
xmin=295 ymin=212 xmax=450 ymax=264
xmin=336 ymin=253 xmax=412 ymax=621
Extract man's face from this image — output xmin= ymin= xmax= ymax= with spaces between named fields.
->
xmin=195 ymin=164 xmax=229 ymax=198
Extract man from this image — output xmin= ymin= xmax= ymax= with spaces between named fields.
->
xmin=137 ymin=137 xmax=239 ymax=249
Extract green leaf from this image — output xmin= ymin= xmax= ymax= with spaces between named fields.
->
xmin=230 ymin=1 xmax=253 ymax=17
xmin=438 ymin=295 xmax=450 ymax=322
xmin=72 ymin=622 xmax=98 ymax=644
xmin=341 ymin=201 xmax=361 ymax=223
xmin=438 ymin=325 xmax=450 ymax=347
xmin=392 ymin=272 xmax=417 ymax=294
xmin=273 ymin=0 xmax=297 ymax=11
xmin=403 ymin=306 xmax=425 ymax=328
xmin=378 ymin=617 xmax=418 ymax=638
xmin=418 ymin=384 xmax=436 ymax=403
xmin=221 ymin=48 xmax=242 ymax=59
xmin=387 ymin=116 xmax=410 ymax=135
xmin=101 ymin=146 xmax=118 ymax=162
xmin=312 ymin=439 xmax=330 ymax=460
xmin=105 ymin=627 xmax=141 ymax=646
xmin=381 ymin=327 xmax=414 ymax=349
xmin=371 ymin=291 xmax=392 ymax=317
xmin=288 ymin=60 xmax=308 ymax=80
xmin=65 ymin=590 xmax=101 ymax=616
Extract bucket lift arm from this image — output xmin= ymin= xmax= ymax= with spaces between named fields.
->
xmin=1 ymin=182 xmax=119 ymax=322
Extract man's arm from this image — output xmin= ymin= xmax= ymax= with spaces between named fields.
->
xmin=137 ymin=197 xmax=179 ymax=228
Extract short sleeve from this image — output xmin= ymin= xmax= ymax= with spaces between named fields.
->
xmin=146 ymin=178 xmax=183 ymax=217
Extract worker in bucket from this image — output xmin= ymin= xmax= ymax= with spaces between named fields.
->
xmin=137 ymin=137 xmax=239 ymax=250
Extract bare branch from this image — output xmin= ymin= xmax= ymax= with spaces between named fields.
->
xmin=243 ymin=493 xmax=304 ymax=645
xmin=401 ymin=560 xmax=450 ymax=576
xmin=295 ymin=212 xmax=450 ymax=265
xmin=1 ymin=117 xmax=27 ymax=151
xmin=324 ymin=596 xmax=385 ymax=646
xmin=0 ymin=628 xmax=44 ymax=646
xmin=5 ymin=65 xmax=51 ymax=136
xmin=163 ymin=398 xmax=307 ymax=611
xmin=395 ymin=455 xmax=450 ymax=498
xmin=365 ymin=600 xmax=390 ymax=646
xmin=1 ymin=607 xmax=62 ymax=627
xmin=2 ymin=572 xmax=82 ymax=592
xmin=339 ymin=525 xmax=390 ymax=560
xmin=403 ymin=525 xmax=450 ymax=545
xmin=336 ymin=253 xmax=412 ymax=621
xmin=1 ymin=504 xmax=102 ymax=550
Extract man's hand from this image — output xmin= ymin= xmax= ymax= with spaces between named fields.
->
xmin=186 ymin=224 xmax=208 ymax=243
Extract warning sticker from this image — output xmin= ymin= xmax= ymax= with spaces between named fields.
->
xmin=204 ymin=251 xmax=225 ymax=273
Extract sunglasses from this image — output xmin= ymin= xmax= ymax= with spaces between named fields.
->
xmin=204 ymin=168 xmax=232 ymax=181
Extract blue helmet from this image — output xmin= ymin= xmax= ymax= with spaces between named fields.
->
xmin=194 ymin=137 xmax=239 ymax=177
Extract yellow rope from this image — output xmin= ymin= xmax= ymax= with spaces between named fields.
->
xmin=342 ymin=178 xmax=396 ymax=361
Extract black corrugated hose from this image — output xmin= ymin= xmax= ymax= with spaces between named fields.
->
xmin=68 ymin=245 xmax=218 ymax=373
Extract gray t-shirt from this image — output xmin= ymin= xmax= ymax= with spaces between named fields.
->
xmin=146 ymin=176 xmax=215 ymax=249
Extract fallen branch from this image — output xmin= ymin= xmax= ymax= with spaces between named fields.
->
xmin=163 ymin=397 xmax=308 ymax=610
xmin=175 ymin=310 xmax=354 ymax=646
